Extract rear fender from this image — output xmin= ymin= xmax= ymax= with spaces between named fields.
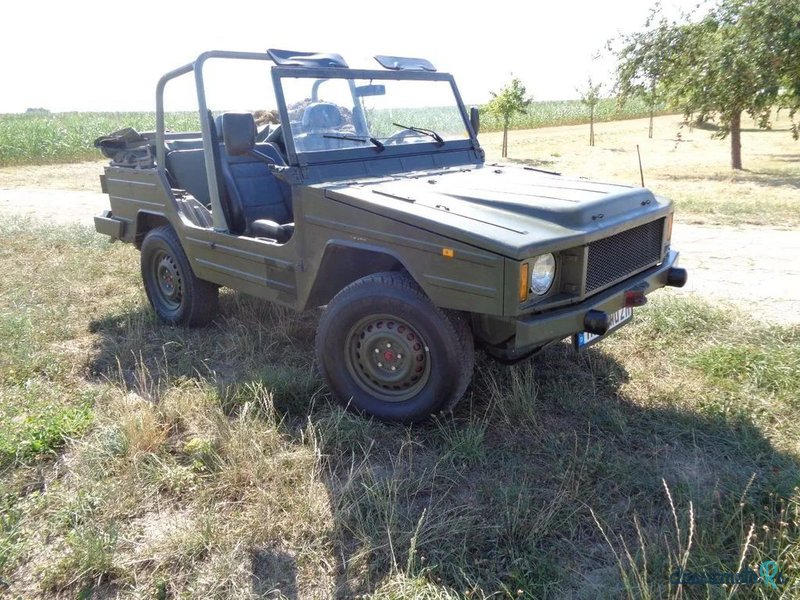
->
xmin=134 ymin=211 xmax=170 ymax=248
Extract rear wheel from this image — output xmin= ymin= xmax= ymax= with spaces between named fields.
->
xmin=316 ymin=271 xmax=474 ymax=423
xmin=140 ymin=225 xmax=218 ymax=326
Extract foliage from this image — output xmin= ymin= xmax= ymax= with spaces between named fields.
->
xmin=485 ymin=77 xmax=533 ymax=157
xmin=614 ymin=0 xmax=800 ymax=168
xmin=578 ymin=77 xmax=603 ymax=146
xmin=612 ymin=5 xmax=680 ymax=138
xmin=485 ymin=77 xmax=532 ymax=128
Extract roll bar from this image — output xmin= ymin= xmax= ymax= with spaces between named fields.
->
xmin=155 ymin=51 xmax=275 ymax=231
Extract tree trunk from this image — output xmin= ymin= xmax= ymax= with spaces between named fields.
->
xmin=589 ymin=107 xmax=595 ymax=147
xmin=502 ymin=124 xmax=508 ymax=158
xmin=730 ymin=110 xmax=742 ymax=170
xmin=648 ymin=104 xmax=654 ymax=139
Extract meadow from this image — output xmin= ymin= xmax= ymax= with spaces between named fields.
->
xmin=0 ymin=98 xmax=661 ymax=167
xmin=0 ymin=220 xmax=797 ymax=598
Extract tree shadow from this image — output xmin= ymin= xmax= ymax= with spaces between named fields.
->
xmin=661 ymin=167 xmax=800 ymax=189
xmin=768 ymin=153 xmax=800 ymax=163
xmin=692 ymin=120 xmax=793 ymax=134
xmin=85 ymin=299 xmax=800 ymax=598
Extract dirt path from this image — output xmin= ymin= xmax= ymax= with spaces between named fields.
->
xmin=1 ymin=185 xmax=797 ymax=324
xmin=670 ymin=225 xmax=799 ymax=323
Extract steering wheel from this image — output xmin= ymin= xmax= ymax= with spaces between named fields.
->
xmin=384 ymin=128 xmax=425 ymax=145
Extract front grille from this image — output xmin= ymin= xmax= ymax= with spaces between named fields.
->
xmin=585 ymin=218 xmax=664 ymax=293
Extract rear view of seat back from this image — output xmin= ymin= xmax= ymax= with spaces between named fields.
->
xmin=165 ymin=149 xmax=211 ymax=206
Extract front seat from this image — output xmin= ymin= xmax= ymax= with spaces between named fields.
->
xmin=301 ymin=102 xmax=343 ymax=131
xmin=219 ymin=112 xmax=294 ymax=243
xmin=295 ymin=102 xmax=344 ymax=152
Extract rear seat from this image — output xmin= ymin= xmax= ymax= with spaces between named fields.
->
xmin=164 ymin=115 xmax=292 ymax=242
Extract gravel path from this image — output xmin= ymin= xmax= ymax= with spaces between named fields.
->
xmin=1 ymin=186 xmax=797 ymax=324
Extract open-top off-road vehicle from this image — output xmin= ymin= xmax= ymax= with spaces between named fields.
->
xmin=94 ymin=49 xmax=687 ymax=422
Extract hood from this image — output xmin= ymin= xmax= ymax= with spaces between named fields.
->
xmin=323 ymin=165 xmax=670 ymax=259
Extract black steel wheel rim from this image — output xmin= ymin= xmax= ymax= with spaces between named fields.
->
xmin=345 ymin=314 xmax=431 ymax=402
xmin=152 ymin=249 xmax=183 ymax=311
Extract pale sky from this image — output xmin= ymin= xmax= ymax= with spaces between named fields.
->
xmin=0 ymin=0 xmax=703 ymax=113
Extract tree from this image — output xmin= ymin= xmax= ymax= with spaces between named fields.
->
xmin=578 ymin=78 xmax=603 ymax=146
xmin=485 ymin=77 xmax=532 ymax=158
xmin=612 ymin=5 xmax=678 ymax=138
xmin=614 ymin=0 xmax=800 ymax=169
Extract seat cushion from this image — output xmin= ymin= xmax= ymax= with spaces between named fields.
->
xmin=250 ymin=220 xmax=294 ymax=243
xmin=225 ymin=158 xmax=292 ymax=225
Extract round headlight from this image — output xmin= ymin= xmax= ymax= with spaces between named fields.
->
xmin=530 ymin=253 xmax=556 ymax=295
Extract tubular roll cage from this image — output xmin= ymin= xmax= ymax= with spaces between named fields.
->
xmin=154 ymin=50 xmax=477 ymax=233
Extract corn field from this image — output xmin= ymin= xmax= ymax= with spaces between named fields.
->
xmin=0 ymin=98 xmax=665 ymax=167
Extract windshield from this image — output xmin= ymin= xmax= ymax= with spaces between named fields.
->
xmin=278 ymin=76 xmax=470 ymax=155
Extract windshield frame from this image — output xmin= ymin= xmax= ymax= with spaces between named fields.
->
xmin=271 ymin=66 xmax=477 ymax=167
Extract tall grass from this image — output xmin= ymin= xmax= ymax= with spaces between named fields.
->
xmin=0 ymin=112 xmax=200 ymax=167
xmin=0 ymin=98 xmax=664 ymax=167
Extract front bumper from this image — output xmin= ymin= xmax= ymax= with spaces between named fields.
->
xmin=490 ymin=250 xmax=683 ymax=360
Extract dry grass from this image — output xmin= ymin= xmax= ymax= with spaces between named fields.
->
xmin=0 ymin=221 xmax=798 ymax=598
xmin=480 ymin=113 xmax=800 ymax=227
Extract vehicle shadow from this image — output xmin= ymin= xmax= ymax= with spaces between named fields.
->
xmin=86 ymin=297 xmax=800 ymax=598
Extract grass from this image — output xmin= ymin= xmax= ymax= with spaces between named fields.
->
xmin=480 ymin=112 xmax=800 ymax=227
xmin=0 ymin=220 xmax=797 ymax=598
xmin=0 ymin=99 xmax=661 ymax=168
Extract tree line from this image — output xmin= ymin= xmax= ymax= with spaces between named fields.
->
xmin=485 ymin=0 xmax=799 ymax=168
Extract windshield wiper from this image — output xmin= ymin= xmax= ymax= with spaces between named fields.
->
xmin=323 ymin=134 xmax=385 ymax=152
xmin=392 ymin=122 xmax=445 ymax=146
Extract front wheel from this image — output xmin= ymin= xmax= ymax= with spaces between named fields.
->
xmin=140 ymin=225 xmax=219 ymax=326
xmin=315 ymin=272 xmax=474 ymax=423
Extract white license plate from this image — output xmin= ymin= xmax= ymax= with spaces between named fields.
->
xmin=574 ymin=306 xmax=633 ymax=349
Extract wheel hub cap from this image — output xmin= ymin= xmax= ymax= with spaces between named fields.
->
xmin=154 ymin=252 xmax=182 ymax=309
xmin=347 ymin=317 xmax=430 ymax=402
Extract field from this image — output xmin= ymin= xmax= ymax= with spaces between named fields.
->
xmin=0 ymin=108 xmax=798 ymax=597
xmin=0 ymin=98 xmax=661 ymax=167
xmin=0 ymin=220 xmax=798 ymax=599
xmin=0 ymin=112 xmax=200 ymax=167
xmin=480 ymin=112 xmax=800 ymax=228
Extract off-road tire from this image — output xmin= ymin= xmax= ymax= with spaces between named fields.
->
xmin=140 ymin=225 xmax=219 ymax=326
xmin=315 ymin=271 xmax=474 ymax=423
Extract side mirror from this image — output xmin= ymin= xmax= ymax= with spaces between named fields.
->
xmin=470 ymin=106 xmax=480 ymax=135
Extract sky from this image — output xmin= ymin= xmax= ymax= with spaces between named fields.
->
xmin=0 ymin=0 xmax=704 ymax=113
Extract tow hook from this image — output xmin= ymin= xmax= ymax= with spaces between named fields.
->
xmin=666 ymin=267 xmax=688 ymax=288
xmin=584 ymin=310 xmax=609 ymax=335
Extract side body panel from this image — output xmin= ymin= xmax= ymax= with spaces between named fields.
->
xmin=293 ymin=186 xmax=505 ymax=314
xmin=102 ymin=166 xmax=301 ymax=307
xmin=102 ymin=167 xmax=505 ymax=314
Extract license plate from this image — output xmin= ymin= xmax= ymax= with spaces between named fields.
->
xmin=574 ymin=306 xmax=633 ymax=349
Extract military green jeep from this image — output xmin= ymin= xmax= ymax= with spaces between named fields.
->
xmin=94 ymin=49 xmax=687 ymax=423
